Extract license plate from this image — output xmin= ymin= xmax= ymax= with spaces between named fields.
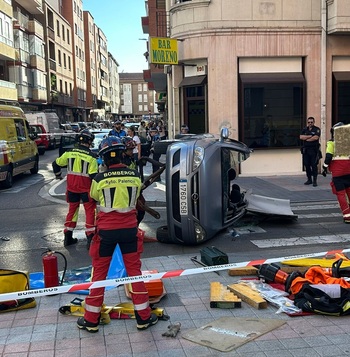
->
xmin=179 ymin=181 xmax=188 ymax=216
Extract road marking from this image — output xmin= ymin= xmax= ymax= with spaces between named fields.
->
xmin=251 ymin=234 xmax=350 ymax=248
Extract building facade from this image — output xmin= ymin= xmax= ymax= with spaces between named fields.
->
xmin=119 ymin=72 xmax=157 ymax=120
xmin=166 ymin=0 xmax=350 ymax=175
xmin=108 ymin=52 xmax=120 ymax=117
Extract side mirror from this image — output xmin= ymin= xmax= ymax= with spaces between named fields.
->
xmin=220 ymin=127 xmax=229 ymax=141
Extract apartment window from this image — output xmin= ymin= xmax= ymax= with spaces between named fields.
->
xmin=58 ymin=50 xmax=61 ymax=66
xmin=143 ymin=83 xmax=148 ymax=92
xmin=57 ymin=20 xmax=60 ymax=37
xmin=0 ymin=12 xmax=13 ymax=46
xmin=68 ymin=56 xmax=71 ymax=70
xmin=70 ymin=83 xmax=73 ymax=96
xmin=65 ymin=81 xmax=68 ymax=94
xmin=139 ymin=105 xmax=143 ymax=111
xmin=138 ymin=94 xmax=142 ymax=102
xmin=62 ymin=25 xmax=65 ymax=41
xmin=143 ymin=94 xmax=148 ymax=102
xmin=239 ymin=73 xmax=305 ymax=149
xmin=144 ymin=105 xmax=148 ymax=112
xmin=59 ymin=79 xmax=63 ymax=93
xmin=76 ymin=45 xmax=78 ymax=56
xmin=138 ymin=84 xmax=142 ymax=91
xmin=63 ymin=53 xmax=66 ymax=68
xmin=67 ymin=29 xmax=70 ymax=44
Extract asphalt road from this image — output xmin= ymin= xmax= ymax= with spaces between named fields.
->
xmin=0 ymin=148 xmax=348 ymax=276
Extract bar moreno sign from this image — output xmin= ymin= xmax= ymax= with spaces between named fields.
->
xmin=150 ymin=37 xmax=178 ymax=65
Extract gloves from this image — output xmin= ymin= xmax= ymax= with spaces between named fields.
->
xmin=322 ymin=165 xmax=327 ymax=177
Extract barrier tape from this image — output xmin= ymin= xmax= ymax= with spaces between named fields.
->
xmin=0 ymin=247 xmax=349 ymax=301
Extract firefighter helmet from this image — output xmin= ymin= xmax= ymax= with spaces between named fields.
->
xmin=122 ymin=136 xmax=136 ymax=150
xmin=77 ymin=129 xmax=95 ymax=144
xmin=99 ymin=136 xmax=125 ymax=159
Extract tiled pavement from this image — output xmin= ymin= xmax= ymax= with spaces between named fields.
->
xmin=1 ymin=172 xmax=347 ymax=357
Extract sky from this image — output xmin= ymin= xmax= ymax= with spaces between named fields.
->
xmin=83 ymin=0 xmax=149 ymax=73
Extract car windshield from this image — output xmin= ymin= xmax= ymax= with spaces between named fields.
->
xmin=91 ymin=133 xmax=108 ymax=152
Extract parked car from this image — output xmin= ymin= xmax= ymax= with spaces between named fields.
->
xmin=69 ymin=123 xmax=80 ymax=133
xmin=29 ymin=124 xmax=49 ymax=155
xmin=0 ymin=105 xmax=39 ymax=188
xmin=60 ymin=123 xmax=74 ymax=133
xmin=154 ymin=128 xmax=251 ymax=245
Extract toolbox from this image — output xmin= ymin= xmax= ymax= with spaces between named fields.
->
xmin=200 ymin=246 xmax=229 ymax=266
xmin=125 ymin=270 xmax=164 ymax=298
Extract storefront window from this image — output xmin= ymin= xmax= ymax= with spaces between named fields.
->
xmin=333 ymin=73 xmax=350 ymax=125
xmin=239 ymin=73 xmax=305 ymax=149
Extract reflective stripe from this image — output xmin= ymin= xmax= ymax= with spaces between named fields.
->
xmin=66 ymin=171 xmax=90 ymax=178
xmin=134 ymin=301 xmax=149 ymax=311
xmin=85 ymin=227 xmax=96 ymax=233
xmin=99 ymin=206 xmax=134 ymax=213
xmin=104 ymin=188 xmax=112 ymax=208
xmin=344 ymin=213 xmax=350 ymax=218
xmin=84 ymin=303 xmax=101 ymax=313
xmin=333 ymin=157 xmax=350 ymax=160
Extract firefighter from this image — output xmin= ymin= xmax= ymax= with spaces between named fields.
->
xmin=77 ymin=136 xmax=158 ymax=333
xmin=122 ymin=136 xmax=137 ymax=170
xmin=52 ymin=129 xmax=98 ymax=247
xmin=322 ymin=122 xmax=350 ymax=223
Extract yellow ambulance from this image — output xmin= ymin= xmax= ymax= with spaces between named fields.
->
xmin=0 ymin=105 xmax=39 ymax=188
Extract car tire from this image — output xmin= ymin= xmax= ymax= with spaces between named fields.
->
xmin=156 ymin=225 xmax=171 ymax=243
xmin=2 ymin=167 xmax=13 ymax=189
xmin=30 ymin=156 xmax=39 ymax=174
xmin=154 ymin=140 xmax=177 ymax=155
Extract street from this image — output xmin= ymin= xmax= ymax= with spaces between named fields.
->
xmin=0 ymin=148 xmax=348 ymax=275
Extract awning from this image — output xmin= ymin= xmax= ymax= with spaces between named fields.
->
xmin=240 ymin=72 xmax=304 ymax=83
xmin=179 ymin=75 xmax=207 ymax=87
xmin=333 ymin=72 xmax=350 ymax=81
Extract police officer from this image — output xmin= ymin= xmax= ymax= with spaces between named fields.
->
xmin=53 ymin=129 xmax=98 ymax=247
xmin=300 ymin=116 xmax=321 ymax=187
xmin=77 ymin=136 xmax=158 ymax=333
xmin=108 ymin=120 xmax=126 ymax=138
xmin=322 ymin=122 xmax=350 ymax=223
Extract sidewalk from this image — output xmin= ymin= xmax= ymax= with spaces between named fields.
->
xmin=1 ymin=172 xmax=342 ymax=357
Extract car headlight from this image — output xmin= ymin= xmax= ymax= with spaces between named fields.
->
xmin=194 ymin=222 xmax=206 ymax=242
xmin=193 ymin=146 xmax=204 ymax=170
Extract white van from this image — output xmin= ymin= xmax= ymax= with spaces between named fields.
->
xmin=25 ymin=111 xmax=63 ymax=149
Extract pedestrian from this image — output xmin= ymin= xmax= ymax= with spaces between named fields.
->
xmin=138 ymin=120 xmax=147 ymax=140
xmin=322 ymin=122 xmax=350 ymax=224
xmin=52 ymin=129 xmax=98 ymax=247
xmin=149 ymin=126 xmax=162 ymax=181
xmin=180 ymin=124 xmax=189 ymax=134
xmin=77 ymin=136 xmax=158 ymax=333
xmin=108 ymin=120 xmax=127 ymax=138
xmin=126 ymin=126 xmax=141 ymax=164
xmin=158 ymin=120 xmax=167 ymax=140
xmin=300 ymin=116 xmax=321 ymax=187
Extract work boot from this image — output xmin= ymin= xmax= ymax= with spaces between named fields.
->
xmin=135 ymin=311 xmax=158 ymax=331
xmin=77 ymin=317 xmax=99 ymax=333
xmin=86 ymin=233 xmax=94 ymax=250
xmin=312 ymin=177 xmax=317 ymax=187
xmin=64 ymin=231 xmax=78 ymax=247
xmin=304 ymin=178 xmax=312 ymax=185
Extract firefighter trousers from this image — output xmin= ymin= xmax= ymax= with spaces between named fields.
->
xmin=64 ymin=191 xmax=96 ymax=235
xmin=84 ymin=227 xmax=150 ymax=325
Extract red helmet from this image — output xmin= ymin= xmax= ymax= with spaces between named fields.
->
xmin=122 ymin=136 xmax=136 ymax=149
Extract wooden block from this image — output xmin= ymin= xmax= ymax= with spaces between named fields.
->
xmin=227 ymin=283 xmax=267 ymax=309
xmin=210 ymin=282 xmax=241 ymax=308
xmin=228 ymin=267 xmax=258 ymax=276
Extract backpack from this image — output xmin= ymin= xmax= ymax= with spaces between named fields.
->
xmin=294 ymin=284 xmax=350 ymax=316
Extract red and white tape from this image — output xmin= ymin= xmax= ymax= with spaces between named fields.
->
xmin=0 ymin=248 xmax=349 ymax=301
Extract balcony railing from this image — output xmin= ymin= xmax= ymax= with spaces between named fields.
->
xmin=13 ymin=11 xmax=29 ymax=30
xmin=49 ymin=59 xmax=56 ymax=71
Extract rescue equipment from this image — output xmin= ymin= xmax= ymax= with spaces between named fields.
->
xmin=41 ymin=248 xmax=67 ymax=288
xmin=58 ymin=297 xmax=169 ymax=322
xmin=0 ymin=269 xmax=36 ymax=313
xmin=200 ymin=246 xmax=229 ymax=266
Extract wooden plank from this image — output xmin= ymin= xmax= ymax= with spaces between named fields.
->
xmin=279 ymin=266 xmax=310 ymax=274
xmin=228 ymin=267 xmax=258 ymax=276
xmin=210 ymin=282 xmax=241 ymax=308
xmin=227 ymin=283 xmax=267 ymax=309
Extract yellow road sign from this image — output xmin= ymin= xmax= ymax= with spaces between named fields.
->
xmin=150 ymin=37 xmax=178 ymax=65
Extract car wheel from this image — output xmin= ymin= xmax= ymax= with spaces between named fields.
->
xmin=2 ymin=167 xmax=13 ymax=189
xmin=30 ymin=156 xmax=39 ymax=174
xmin=156 ymin=225 xmax=171 ymax=243
xmin=154 ymin=140 xmax=177 ymax=155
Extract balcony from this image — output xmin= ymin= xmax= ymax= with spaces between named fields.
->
xmin=48 ymin=27 xmax=55 ymax=41
xmin=57 ymin=93 xmax=74 ymax=106
xmin=49 ymin=59 xmax=56 ymax=71
xmin=15 ymin=0 xmax=44 ymax=15
xmin=30 ymin=55 xmax=46 ymax=72
xmin=32 ymin=87 xmax=47 ymax=102
xmin=28 ymin=19 xmax=44 ymax=40
xmin=13 ymin=11 xmax=29 ymax=30
xmin=0 ymin=41 xmax=15 ymax=61
xmin=142 ymin=16 xmax=149 ymax=34
xmin=327 ymin=0 xmax=350 ymax=34
xmin=17 ymin=84 xmax=33 ymax=101
xmin=0 ymin=80 xmax=17 ymax=101
xmin=16 ymin=49 xmax=30 ymax=64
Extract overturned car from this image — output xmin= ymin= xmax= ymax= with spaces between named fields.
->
xmin=154 ymin=128 xmax=251 ymax=245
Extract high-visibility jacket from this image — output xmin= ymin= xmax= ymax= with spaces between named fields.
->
xmin=53 ymin=145 xmax=98 ymax=193
xmin=324 ymin=140 xmax=350 ymax=178
xmin=90 ymin=163 xmax=142 ymax=229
